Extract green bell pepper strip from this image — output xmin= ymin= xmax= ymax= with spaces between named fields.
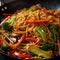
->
xmin=35 ymin=27 xmax=47 ymax=42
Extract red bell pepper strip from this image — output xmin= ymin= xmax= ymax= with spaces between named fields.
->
xmin=25 ymin=37 xmax=39 ymax=43
xmin=26 ymin=20 xmax=49 ymax=24
xmin=0 ymin=39 xmax=3 ymax=46
xmin=14 ymin=52 xmax=32 ymax=58
xmin=42 ymin=8 xmax=54 ymax=15
xmin=1 ymin=34 xmax=41 ymax=49
xmin=1 ymin=34 xmax=26 ymax=49
xmin=15 ymin=26 xmax=20 ymax=30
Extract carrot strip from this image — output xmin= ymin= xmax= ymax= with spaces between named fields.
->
xmin=1 ymin=34 xmax=26 ymax=49
xmin=9 ymin=34 xmax=26 ymax=49
xmin=1 ymin=36 xmax=10 ymax=46
xmin=26 ymin=20 xmax=49 ymax=24
xmin=2 ymin=35 xmax=41 ymax=49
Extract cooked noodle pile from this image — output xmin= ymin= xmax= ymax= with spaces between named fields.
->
xmin=0 ymin=4 xmax=60 ymax=59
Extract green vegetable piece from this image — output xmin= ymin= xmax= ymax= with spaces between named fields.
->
xmin=29 ymin=45 xmax=41 ymax=55
xmin=28 ymin=45 xmax=52 ymax=59
xmin=34 ymin=58 xmax=44 ymax=60
xmin=32 ymin=9 xmax=38 ymax=12
xmin=48 ymin=24 xmax=58 ymax=42
xmin=9 ymin=16 xmax=16 ymax=26
xmin=23 ymin=8 xmax=27 ymax=10
xmin=2 ymin=22 xmax=13 ymax=31
xmin=41 ymin=43 xmax=53 ymax=51
xmin=35 ymin=27 xmax=47 ymax=42
xmin=2 ymin=16 xmax=16 ymax=31
xmin=1 ymin=42 xmax=8 ymax=50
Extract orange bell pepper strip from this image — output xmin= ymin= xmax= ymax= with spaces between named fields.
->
xmin=26 ymin=20 xmax=49 ymax=24
xmin=1 ymin=34 xmax=26 ymax=49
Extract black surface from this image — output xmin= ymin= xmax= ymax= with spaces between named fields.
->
xmin=0 ymin=0 xmax=60 ymax=14
xmin=0 ymin=52 xmax=24 ymax=60
xmin=0 ymin=0 xmax=60 ymax=60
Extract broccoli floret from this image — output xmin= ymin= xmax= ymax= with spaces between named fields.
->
xmin=48 ymin=24 xmax=58 ymax=42
xmin=41 ymin=43 xmax=53 ymax=51
xmin=2 ymin=22 xmax=13 ymax=31
xmin=2 ymin=16 xmax=16 ymax=31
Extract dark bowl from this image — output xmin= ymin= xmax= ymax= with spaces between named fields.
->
xmin=0 ymin=0 xmax=60 ymax=60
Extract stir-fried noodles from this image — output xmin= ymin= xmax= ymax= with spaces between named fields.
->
xmin=0 ymin=4 xmax=60 ymax=59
